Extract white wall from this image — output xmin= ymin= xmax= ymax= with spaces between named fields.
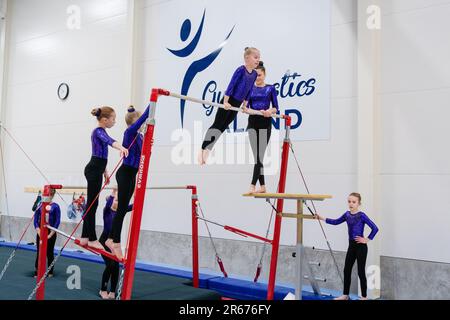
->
xmin=379 ymin=0 xmax=450 ymax=262
xmin=1 ymin=0 xmax=129 ymax=230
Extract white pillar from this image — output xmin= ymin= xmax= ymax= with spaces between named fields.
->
xmin=0 ymin=0 xmax=10 ymax=240
xmin=125 ymin=0 xmax=139 ymax=106
xmin=122 ymin=0 xmax=140 ymax=248
xmin=357 ymin=0 xmax=381 ymax=299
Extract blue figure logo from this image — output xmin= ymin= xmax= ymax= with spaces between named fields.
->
xmin=167 ymin=9 xmax=235 ymax=127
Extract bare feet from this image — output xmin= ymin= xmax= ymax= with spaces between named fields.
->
xmin=334 ymin=295 xmax=349 ymax=300
xmin=360 ymin=296 xmax=368 ymax=300
xmin=248 ymin=185 xmax=256 ymax=194
xmin=255 ymin=186 xmax=267 ymax=193
xmin=88 ymin=240 xmax=104 ymax=250
xmin=79 ymin=238 xmax=88 ymax=246
xmin=99 ymin=290 xmax=109 ymax=300
xmin=108 ymin=292 xmax=116 ymax=300
xmin=201 ymin=149 xmax=210 ymax=164
xmin=105 ymin=239 xmax=115 ymax=252
xmin=197 ymin=150 xmax=205 ymax=165
xmin=197 ymin=149 xmax=210 ymax=165
xmin=111 ymin=242 xmax=124 ymax=260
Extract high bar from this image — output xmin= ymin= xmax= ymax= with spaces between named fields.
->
xmin=160 ymin=90 xmax=286 ymax=120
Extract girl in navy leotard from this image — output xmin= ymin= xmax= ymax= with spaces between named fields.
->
xmin=99 ymin=188 xmax=132 ymax=299
xmin=244 ymin=61 xmax=279 ymax=194
xmin=106 ymin=105 xmax=149 ymax=259
xmin=80 ymin=107 xmax=128 ymax=250
xmin=199 ymin=47 xmax=261 ymax=165
xmin=317 ymin=193 xmax=379 ymax=300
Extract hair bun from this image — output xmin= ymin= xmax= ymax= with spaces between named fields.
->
xmin=245 ymin=47 xmax=249 ymax=50
xmin=128 ymin=105 xmax=135 ymax=113
xmin=258 ymin=61 xmax=264 ymax=67
xmin=91 ymin=108 xmax=101 ymax=117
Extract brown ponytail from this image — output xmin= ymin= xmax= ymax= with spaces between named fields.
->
xmin=256 ymin=60 xmax=266 ymax=74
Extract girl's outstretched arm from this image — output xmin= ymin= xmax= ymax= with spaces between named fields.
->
xmin=128 ymin=106 xmax=150 ymax=135
xmin=324 ymin=213 xmax=346 ymax=225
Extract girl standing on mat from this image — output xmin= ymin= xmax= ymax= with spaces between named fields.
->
xmin=243 ymin=61 xmax=278 ymax=194
xmin=198 ymin=47 xmax=260 ymax=164
xmin=316 ymin=193 xmax=379 ymax=300
xmin=34 ymin=189 xmax=60 ymax=278
xmin=99 ymin=187 xmax=132 ymax=299
xmin=106 ymin=105 xmax=149 ymax=260
xmin=80 ymin=107 xmax=128 ymax=250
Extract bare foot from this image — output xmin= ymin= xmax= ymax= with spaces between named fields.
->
xmin=360 ymin=296 xmax=368 ymax=300
xmin=88 ymin=240 xmax=104 ymax=250
xmin=334 ymin=295 xmax=349 ymax=300
xmin=255 ymin=186 xmax=267 ymax=193
xmin=197 ymin=149 xmax=205 ymax=165
xmin=202 ymin=149 xmax=210 ymax=164
xmin=248 ymin=185 xmax=256 ymax=194
xmin=79 ymin=238 xmax=88 ymax=246
xmin=112 ymin=243 xmax=124 ymax=260
xmin=108 ymin=292 xmax=116 ymax=300
xmin=99 ymin=290 xmax=109 ymax=300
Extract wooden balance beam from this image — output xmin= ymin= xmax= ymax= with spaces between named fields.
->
xmin=243 ymin=193 xmax=332 ymax=201
xmin=243 ymin=193 xmax=332 ymax=219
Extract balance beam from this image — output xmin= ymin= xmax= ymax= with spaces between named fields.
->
xmin=243 ymin=193 xmax=332 ymax=201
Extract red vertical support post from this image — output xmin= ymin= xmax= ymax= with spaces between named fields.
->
xmin=36 ymin=185 xmax=51 ymax=300
xmin=266 ymin=116 xmax=291 ymax=300
xmin=121 ymin=89 xmax=160 ymax=300
xmin=188 ymin=185 xmax=199 ymax=288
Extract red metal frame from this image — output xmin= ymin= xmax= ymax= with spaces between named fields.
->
xmin=120 ymin=89 xmax=161 ymax=300
xmin=189 ymin=185 xmax=200 ymax=288
xmin=36 ymin=184 xmax=62 ymax=300
xmin=74 ymin=239 xmax=123 ymax=262
xmin=267 ymin=117 xmax=291 ymax=300
xmin=224 ymin=225 xmax=272 ymax=244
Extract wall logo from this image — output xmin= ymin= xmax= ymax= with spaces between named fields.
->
xmin=167 ymin=9 xmax=235 ymax=128
xmin=168 ymin=10 xmax=319 ymax=134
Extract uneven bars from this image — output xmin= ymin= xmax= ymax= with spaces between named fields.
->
xmin=24 ymin=186 xmax=193 ymax=193
xmin=45 ymin=225 xmax=76 ymax=241
xmin=161 ymin=90 xmax=286 ymax=119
